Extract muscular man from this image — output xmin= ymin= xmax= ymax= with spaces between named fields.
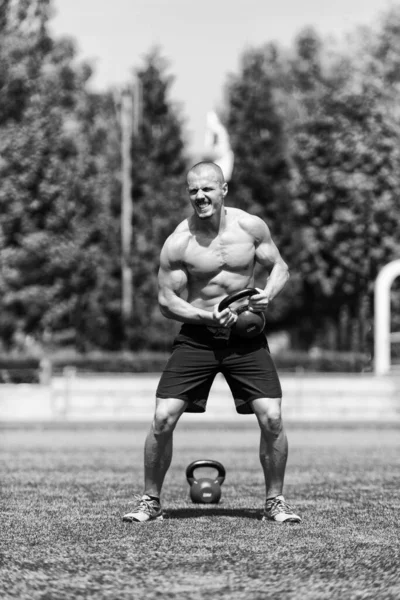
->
xmin=123 ymin=161 xmax=301 ymax=524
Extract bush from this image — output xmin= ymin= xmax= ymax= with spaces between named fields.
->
xmin=0 ymin=355 xmax=41 ymax=383
xmin=274 ymin=350 xmax=372 ymax=373
xmin=49 ymin=350 xmax=170 ymax=374
xmin=0 ymin=347 xmax=372 ymax=383
xmin=49 ymin=349 xmax=371 ymax=374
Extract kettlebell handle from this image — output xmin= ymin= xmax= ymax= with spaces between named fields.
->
xmin=218 ymin=288 xmax=259 ymax=312
xmin=186 ymin=460 xmax=226 ymax=486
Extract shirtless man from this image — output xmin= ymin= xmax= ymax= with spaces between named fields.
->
xmin=123 ymin=161 xmax=301 ymax=524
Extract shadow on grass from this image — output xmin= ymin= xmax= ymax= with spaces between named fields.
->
xmin=164 ymin=507 xmax=262 ymax=520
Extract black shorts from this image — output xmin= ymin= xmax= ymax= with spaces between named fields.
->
xmin=156 ymin=324 xmax=282 ymax=415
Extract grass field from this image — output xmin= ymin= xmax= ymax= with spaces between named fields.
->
xmin=1 ymin=420 xmax=400 ymax=600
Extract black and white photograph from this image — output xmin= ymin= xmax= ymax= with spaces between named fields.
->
xmin=1 ymin=1 xmax=399 ymax=598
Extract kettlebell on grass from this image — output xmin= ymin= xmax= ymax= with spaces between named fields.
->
xmin=186 ymin=460 xmax=226 ymax=504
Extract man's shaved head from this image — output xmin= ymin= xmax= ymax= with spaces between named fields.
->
xmin=187 ymin=162 xmax=225 ymax=185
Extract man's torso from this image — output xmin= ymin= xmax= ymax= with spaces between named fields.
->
xmin=175 ymin=208 xmax=257 ymax=311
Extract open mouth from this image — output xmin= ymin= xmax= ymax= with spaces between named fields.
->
xmin=195 ymin=200 xmax=211 ymax=210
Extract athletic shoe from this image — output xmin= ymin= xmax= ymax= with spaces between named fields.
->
xmin=122 ymin=495 xmax=163 ymax=523
xmin=262 ymin=495 xmax=302 ymax=523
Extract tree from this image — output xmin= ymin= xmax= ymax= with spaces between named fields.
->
xmin=221 ymin=21 xmax=400 ymax=351
xmin=0 ymin=1 xmax=121 ymax=352
xmin=224 ymin=45 xmax=292 ymax=228
xmin=223 ymin=45 xmax=296 ymax=326
xmin=288 ymin=24 xmax=400 ymax=349
xmin=128 ymin=48 xmax=189 ymax=350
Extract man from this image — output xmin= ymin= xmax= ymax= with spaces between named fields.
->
xmin=123 ymin=161 xmax=301 ymax=524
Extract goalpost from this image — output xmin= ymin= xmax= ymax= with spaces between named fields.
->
xmin=374 ymin=259 xmax=400 ymax=375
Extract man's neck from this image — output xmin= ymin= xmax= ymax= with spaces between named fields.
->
xmin=194 ymin=207 xmax=227 ymax=235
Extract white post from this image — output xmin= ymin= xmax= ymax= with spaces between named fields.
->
xmin=374 ymin=259 xmax=400 ymax=375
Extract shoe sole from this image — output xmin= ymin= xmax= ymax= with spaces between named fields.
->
xmin=262 ymin=516 xmax=301 ymax=523
xmin=122 ymin=514 xmax=164 ymax=523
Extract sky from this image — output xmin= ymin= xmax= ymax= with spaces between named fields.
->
xmin=49 ymin=0 xmax=395 ymax=155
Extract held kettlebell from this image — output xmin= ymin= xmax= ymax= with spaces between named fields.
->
xmin=186 ymin=460 xmax=226 ymax=504
xmin=218 ymin=288 xmax=266 ymax=339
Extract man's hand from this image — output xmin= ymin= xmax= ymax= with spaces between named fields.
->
xmin=248 ymin=288 xmax=270 ymax=313
xmin=212 ymin=305 xmax=238 ymax=328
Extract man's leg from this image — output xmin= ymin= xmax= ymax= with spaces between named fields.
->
xmin=251 ymin=397 xmax=301 ymax=523
xmin=251 ymin=397 xmax=287 ymax=499
xmin=122 ymin=396 xmax=187 ymax=522
xmin=144 ymin=396 xmax=188 ymax=497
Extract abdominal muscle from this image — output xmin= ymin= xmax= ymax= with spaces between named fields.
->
xmin=187 ymin=270 xmax=255 ymax=313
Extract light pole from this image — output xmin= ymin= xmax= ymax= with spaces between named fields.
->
xmin=119 ymin=76 xmax=142 ymax=337
xmin=120 ymin=86 xmax=133 ymax=327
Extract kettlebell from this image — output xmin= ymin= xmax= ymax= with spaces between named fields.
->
xmin=186 ymin=460 xmax=226 ymax=504
xmin=218 ymin=288 xmax=266 ymax=338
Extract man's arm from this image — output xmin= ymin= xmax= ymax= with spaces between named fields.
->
xmin=158 ymin=235 xmax=233 ymax=326
xmin=242 ymin=215 xmax=289 ymax=311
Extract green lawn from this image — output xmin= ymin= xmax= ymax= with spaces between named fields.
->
xmin=1 ymin=421 xmax=400 ymax=599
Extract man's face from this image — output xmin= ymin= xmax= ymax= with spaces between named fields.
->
xmin=187 ymin=168 xmax=227 ymax=220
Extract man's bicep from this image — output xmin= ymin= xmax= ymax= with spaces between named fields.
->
xmin=255 ymin=224 xmax=287 ymax=268
xmin=256 ymin=239 xmax=285 ymax=267
xmin=159 ymin=264 xmax=188 ymax=296
xmin=158 ymin=237 xmax=188 ymax=298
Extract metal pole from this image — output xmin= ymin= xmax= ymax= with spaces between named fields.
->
xmin=120 ymin=87 xmax=133 ymax=325
xmin=133 ymin=76 xmax=142 ymax=137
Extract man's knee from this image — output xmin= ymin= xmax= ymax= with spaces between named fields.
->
xmin=252 ymin=397 xmax=283 ymax=435
xmin=152 ymin=397 xmax=185 ymax=436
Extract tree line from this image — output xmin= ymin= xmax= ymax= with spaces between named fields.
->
xmin=1 ymin=0 xmax=399 ymax=356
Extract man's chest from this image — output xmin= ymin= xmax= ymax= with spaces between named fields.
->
xmin=183 ymin=234 xmax=255 ymax=276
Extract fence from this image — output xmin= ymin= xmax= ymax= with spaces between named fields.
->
xmin=1 ymin=370 xmax=399 ymax=422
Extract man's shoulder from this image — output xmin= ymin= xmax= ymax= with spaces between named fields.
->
xmin=228 ymin=208 xmax=268 ymax=239
xmin=227 ymin=206 xmax=262 ymax=223
xmin=174 ymin=218 xmax=191 ymax=235
xmin=162 ymin=219 xmax=191 ymax=260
